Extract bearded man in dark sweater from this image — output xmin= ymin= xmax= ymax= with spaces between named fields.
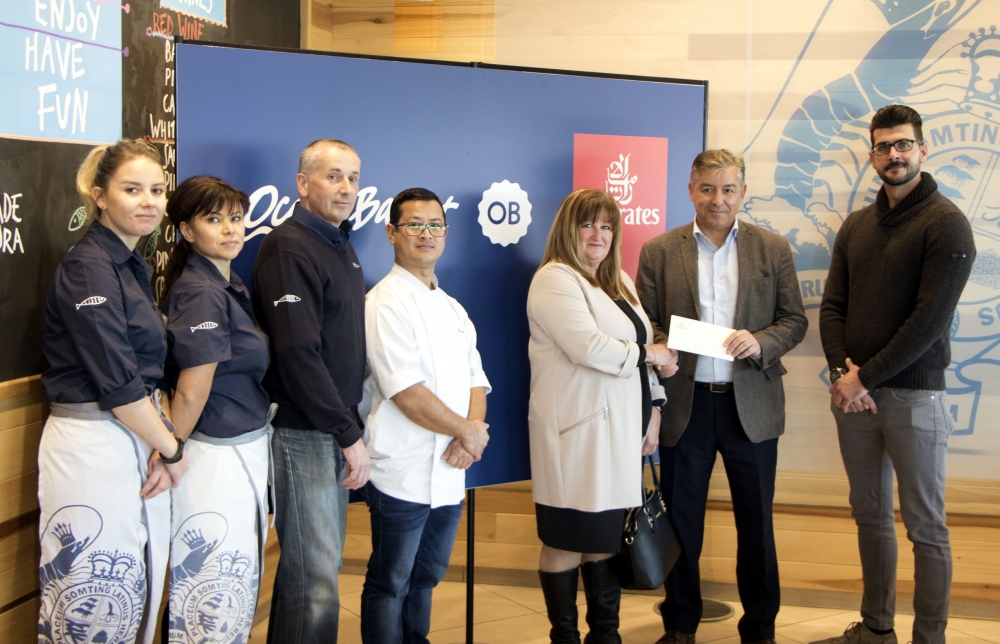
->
xmin=814 ymin=105 xmax=975 ymax=644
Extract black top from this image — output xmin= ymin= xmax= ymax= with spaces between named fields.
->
xmin=252 ymin=203 xmax=366 ymax=448
xmin=42 ymin=219 xmax=167 ymax=409
xmin=166 ymin=253 xmax=270 ymax=438
xmin=614 ymin=299 xmax=652 ymax=436
xmin=820 ymin=173 xmax=976 ymax=391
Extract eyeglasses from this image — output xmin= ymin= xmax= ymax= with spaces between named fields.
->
xmin=872 ymin=138 xmax=921 ymax=156
xmin=393 ymin=222 xmax=449 ymax=237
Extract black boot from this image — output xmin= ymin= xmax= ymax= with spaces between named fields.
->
xmin=539 ymin=568 xmax=582 ymax=644
xmin=580 ymin=558 xmax=622 ymax=644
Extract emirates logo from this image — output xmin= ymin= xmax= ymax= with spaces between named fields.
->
xmin=606 ymin=153 xmax=638 ymax=205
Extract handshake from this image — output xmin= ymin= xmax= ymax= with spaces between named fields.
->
xmin=645 ymin=343 xmax=680 ymax=379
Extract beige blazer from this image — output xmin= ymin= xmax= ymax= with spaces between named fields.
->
xmin=527 ymin=262 xmax=666 ymax=513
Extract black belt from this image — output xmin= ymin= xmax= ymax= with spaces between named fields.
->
xmin=695 ymin=382 xmax=733 ymax=393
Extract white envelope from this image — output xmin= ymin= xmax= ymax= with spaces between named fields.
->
xmin=666 ymin=315 xmax=735 ymax=362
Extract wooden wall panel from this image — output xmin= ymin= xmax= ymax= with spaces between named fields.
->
xmin=305 ymin=0 xmax=494 ymax=63
xmin=0 ymin=471 xmax=39 ymax=525
xmin=0 ymin=376 xmax=43 ymax=640
xmin=0 ymin=422 xmax=42 ymax=482
xmin=0 ymin=596 xmax=40 ymax=642
xmin=0 ymin=559 xmax=38 ymax=609
xmin=0 ymin=517 xmax=39 ymax=575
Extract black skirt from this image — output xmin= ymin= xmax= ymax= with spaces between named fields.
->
xmin=536 ymin=503 xmax=625 ymax=553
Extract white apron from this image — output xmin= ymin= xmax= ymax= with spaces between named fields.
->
xmin=37 ymin=400 xmax=172 ymax=644
xmin=165 ymin=408 xmax=273 ymax=644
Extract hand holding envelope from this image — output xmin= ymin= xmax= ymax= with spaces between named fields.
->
xmin=666 ymin=315 xmax=762 ymax=363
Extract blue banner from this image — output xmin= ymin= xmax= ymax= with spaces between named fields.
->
xmin=175 ymin=44 xmax=706 ymax=487
xmin=0 ymin=0 xmax=122 ymax=143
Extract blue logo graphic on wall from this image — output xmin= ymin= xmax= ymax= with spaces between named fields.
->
xmin=743 ymin=0 xmax=997 ymax=435
xmin=38 ymin=505 xmax=145 ymax=644
xmin=168 ymin=513 xmax=256 ymax=644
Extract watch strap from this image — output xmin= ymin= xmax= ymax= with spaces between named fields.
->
xmin=160 ymin=436 xmax=185 ymax=464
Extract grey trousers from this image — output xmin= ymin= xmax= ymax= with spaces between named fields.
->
xmin=832 ymin=388 xmax=953 ymax=644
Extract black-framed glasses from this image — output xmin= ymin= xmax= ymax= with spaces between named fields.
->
xmin=872 ymin=138 xmax=920 ymax=156
xmin=393 ymin=222 xmax=449 ymax=237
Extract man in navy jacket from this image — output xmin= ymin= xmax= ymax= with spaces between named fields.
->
xmin=253 ymin=139 xmax=371 ymax=643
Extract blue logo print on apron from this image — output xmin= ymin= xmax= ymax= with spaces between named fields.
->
xmin=38 ymin=505 xmax=145 ymax=644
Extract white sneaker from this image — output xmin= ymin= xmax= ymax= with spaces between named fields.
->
xmin=810 ymin=622 xmax=897 ymax=644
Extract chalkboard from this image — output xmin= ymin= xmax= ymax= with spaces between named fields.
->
xmin=0 ymin=0 xmax=299 ymax=383
xmin=0 ymin=139 xmax=91 ymax=381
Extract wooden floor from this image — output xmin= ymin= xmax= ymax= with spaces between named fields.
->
xmin=249 ymin=573 xmax=1000 ymax=644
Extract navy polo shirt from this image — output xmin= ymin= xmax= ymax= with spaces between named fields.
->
xmin=42 ymin=219 xmax=167 ymax=410
xmin=166 ymin=252 xmax=270 ymax=439
xmin=252 ymin=203 xmax=366 ymax=448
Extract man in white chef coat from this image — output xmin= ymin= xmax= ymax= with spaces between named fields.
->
xmin=359 ymin=187 xmax=491 ymax=644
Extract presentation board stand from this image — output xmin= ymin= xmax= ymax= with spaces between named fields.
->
xmin=467 ymin=489 xmax=476 ymax=643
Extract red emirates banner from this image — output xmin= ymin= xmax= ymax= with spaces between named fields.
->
xmin=572 ymin=134 xmax=669 ymax=280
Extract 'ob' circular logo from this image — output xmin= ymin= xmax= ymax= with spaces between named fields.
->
xmin=478 ymin=180 xmax=532 ymax=246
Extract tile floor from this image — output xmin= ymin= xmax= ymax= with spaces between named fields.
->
xmin=249 ymin=573 xmax=1000 ymax=643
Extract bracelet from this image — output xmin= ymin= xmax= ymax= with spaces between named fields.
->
xmin=648 ymin=345 xmax=658 ymax=365
xmin=160 ymin=436 xmax=185 ymax=464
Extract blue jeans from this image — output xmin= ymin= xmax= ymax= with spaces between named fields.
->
xmin=359 ymin=482 xmax=463 ymax=644
xmin=833 ymin=388 xmax=953 ymax=644
xmin=267 ymin=427 xmax=349 ymax=644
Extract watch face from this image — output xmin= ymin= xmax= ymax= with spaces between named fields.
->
xmin=830 ymin=368 xmax=844 ymax=383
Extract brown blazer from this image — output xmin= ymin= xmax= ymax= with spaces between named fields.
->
xmin=635 ymin=220 xmax=807 ymax=446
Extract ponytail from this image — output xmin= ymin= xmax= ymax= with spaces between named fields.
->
xmin=76 ymin=145 xmax=109 ymax=220
xmin=160 ymin=237 xmax=192 ymax=306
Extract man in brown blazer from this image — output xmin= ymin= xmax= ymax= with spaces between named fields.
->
xmin=636 ymin=149 xmax=807 ymax=644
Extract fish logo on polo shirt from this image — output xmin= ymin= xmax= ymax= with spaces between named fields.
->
xmin=190 ymin=322 xmax=219 ymax=333
xmin=274 ymin=294 xmax=301 ymax=306
xmin=75 ymin=296 xmax=107 ymax=310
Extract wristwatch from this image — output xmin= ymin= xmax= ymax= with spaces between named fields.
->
xmin=829 ymin=367 xmax=848 ymax=384
xmin=160 ymin=436 xmax=185 ymax=464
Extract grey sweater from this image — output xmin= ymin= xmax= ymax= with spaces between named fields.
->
xmin=820 ymin=173 xmax=975 ymax=391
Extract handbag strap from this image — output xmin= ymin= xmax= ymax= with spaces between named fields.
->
xmin=644 ymin=453 xmax=660 ymax=490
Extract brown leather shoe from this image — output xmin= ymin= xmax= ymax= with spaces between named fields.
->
xmin=654 ymin=632 xmax=696 ymax=644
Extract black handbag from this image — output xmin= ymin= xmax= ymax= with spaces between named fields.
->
xmin=616 ymin=454 xmax=682 ymax=590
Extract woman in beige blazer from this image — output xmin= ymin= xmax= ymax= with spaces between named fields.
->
xmin=528 ymin=189 xmax=678 ymax=643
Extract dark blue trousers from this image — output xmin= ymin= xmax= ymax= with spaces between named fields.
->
xmin=659 ymin=387 xmax=780 ymax=642
xmin=359 ymin=482 xmax=463 ymax=644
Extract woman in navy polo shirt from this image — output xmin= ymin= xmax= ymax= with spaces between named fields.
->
xmin=38 ymin=140 xmax=187 ymax=644
xmin=160 ymin=176 xmax=271 ymax=643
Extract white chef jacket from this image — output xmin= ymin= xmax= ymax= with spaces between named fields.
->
xmin=364 ymin=263 xmax=491 ymax=508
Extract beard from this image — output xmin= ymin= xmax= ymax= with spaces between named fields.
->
xmin=876 ymin=158 xmax=921 ymax=187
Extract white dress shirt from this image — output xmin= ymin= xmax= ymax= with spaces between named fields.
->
xmin=364 ymin=264 xmax=491 ymax=508
xmin=693 ymin=218 xmax=740 ymax=383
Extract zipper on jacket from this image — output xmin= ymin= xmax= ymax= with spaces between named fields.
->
xmin=559 ymin=406 xmax=608 ymax=435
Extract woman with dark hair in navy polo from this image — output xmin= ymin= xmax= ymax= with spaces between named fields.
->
xmin=160 ymin=176 xmax=272 ymax=644
xmin=38 ymin=140 xmax=187 ymax=644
